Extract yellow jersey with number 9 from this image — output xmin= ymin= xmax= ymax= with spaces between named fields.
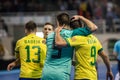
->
xmin=15 ymin=33 xmax=46 ymax=78
xmin=66 ymin=34 xmax=103 ymax=80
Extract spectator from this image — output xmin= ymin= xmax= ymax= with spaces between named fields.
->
xmin=0 ymin=39 xmax=4 ymax=58
xmin=106 ymin=9 xmax=115 ymax=32
xmin=113 ymin=40 xmax=120 ymax=78
xmin=0 ymin=18 xmax=8 ymax=37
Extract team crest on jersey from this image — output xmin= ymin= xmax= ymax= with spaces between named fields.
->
xmin=71 ymin=37 xmax=76 ymax=42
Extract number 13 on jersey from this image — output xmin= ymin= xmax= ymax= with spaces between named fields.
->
xmin=25 ymin=45 xmax=41 ymax=63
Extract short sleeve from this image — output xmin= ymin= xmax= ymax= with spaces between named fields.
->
xmin=40 ymin=42 xmax=47 ymax=67
xmin=65 ymin=36 xmax=85 ymax=47
xmin=72 ymin=27 xmax=92 ymax=36
xmin=96 ymin=39 xmax=103 ymax=54
xmin=15 ymin=40 xmax=20 ymax=58
xmin=113 ymin=42 xmax=119 ymax=53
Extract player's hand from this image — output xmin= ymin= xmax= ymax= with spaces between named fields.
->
xmin=71 ymin=15 xmax=83 ymax=21
xmin=106 ymin=71 xmax=114 ymax=80
xmin=55 ymin=26 xmax=64 ymax=33
xmin=7 ymin=62 xmax=16 ymax=71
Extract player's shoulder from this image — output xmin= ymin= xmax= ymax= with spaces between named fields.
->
xmin=36 ymin=35 xmax=44 ymax=39
xmin=61 ymin=29 xmax=71 ymax=33
xmin=15 ymin=37 xmax=26 ymax=45
xmin=17 ymin=36 xmax=26 ymax=42
xmin=35 ymin=36 xmax=46 ymax=44
xmin=116 ymin=40 xmax=120 ymax=43
xmin=72 ymin=35 xmax=84 ymax=40
xmin=114 ymin=40 xmax=120 ymax=46
xmin=60 ymin=29 xmax=72 ymax=38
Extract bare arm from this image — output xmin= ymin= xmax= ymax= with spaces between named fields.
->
xmin=99 ymin=51 xmax=114 ymax=80
xmin=55 ymin=26 xmax=67 ymax=47
xmin=7 ymin=58 xmax=20 ymax=71
xmin=72 ymin=15 xmax=98 ymax=31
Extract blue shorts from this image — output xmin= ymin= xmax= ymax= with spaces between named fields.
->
xmin=19 ymin=78 xmax=41 ymax=80
xmin=41 ymin=64 xmax=70 ymax=80
xmin=118 ymin=60 xmax=120 ymax=73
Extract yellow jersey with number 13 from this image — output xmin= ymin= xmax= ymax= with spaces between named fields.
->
xmin=15 ymin=33 xmax=46 ymax=78
xmin=66 ymin=34 xmax=103 ymax=80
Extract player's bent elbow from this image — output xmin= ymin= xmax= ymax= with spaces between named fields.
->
xmin=55 ymin=41 xmax=67 ymax=47
xmin=91 ymin=25 xmax=98 ymax=32
xmin=55 ymin=42 xmax=63 ymax=46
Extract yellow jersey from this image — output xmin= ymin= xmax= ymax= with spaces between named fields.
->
xmin=66 ymin=34 xmax=103 ymax=80
xmin=15 ymin=33 xmax=46 ymax=78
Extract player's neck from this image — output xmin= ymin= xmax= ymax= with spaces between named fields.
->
xmin=26 ymin=32 xmax=36 ymax=35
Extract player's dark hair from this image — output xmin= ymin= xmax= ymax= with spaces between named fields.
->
xmin=44 ymin=22 xmax=55 ymax=30
xmin=57 ymin=13 xmax=70 ymax=26
xmin=25 ymin=21 xmax=37 ymax=31
xmin=70 ymin=18 xmax=82 ymax=29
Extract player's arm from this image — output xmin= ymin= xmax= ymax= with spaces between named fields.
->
xmin=7 ymin=58 xmax=20 ymax=71
xmin=40 ymin=41 xmax=47 ymax=67
xmin=55 ymin=26 xmax=67 ymax=47
xmin=98 ymin=50 xmax=114 ymax=80
xmin=113 ymin=42 xmax=118 ymax=60
xmin=55 ymin=27 xmax=82 ymax=47
xmin=72 ymin=15 xmax=98 ymax=31
xmin=7 ymin=40 xmax=21 ymax=71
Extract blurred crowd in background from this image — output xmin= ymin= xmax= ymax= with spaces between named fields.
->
xmin=0 ymin=0 xmax=120 ymax=19
xmin=0 ymin=0 xmax=120 ymax=33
